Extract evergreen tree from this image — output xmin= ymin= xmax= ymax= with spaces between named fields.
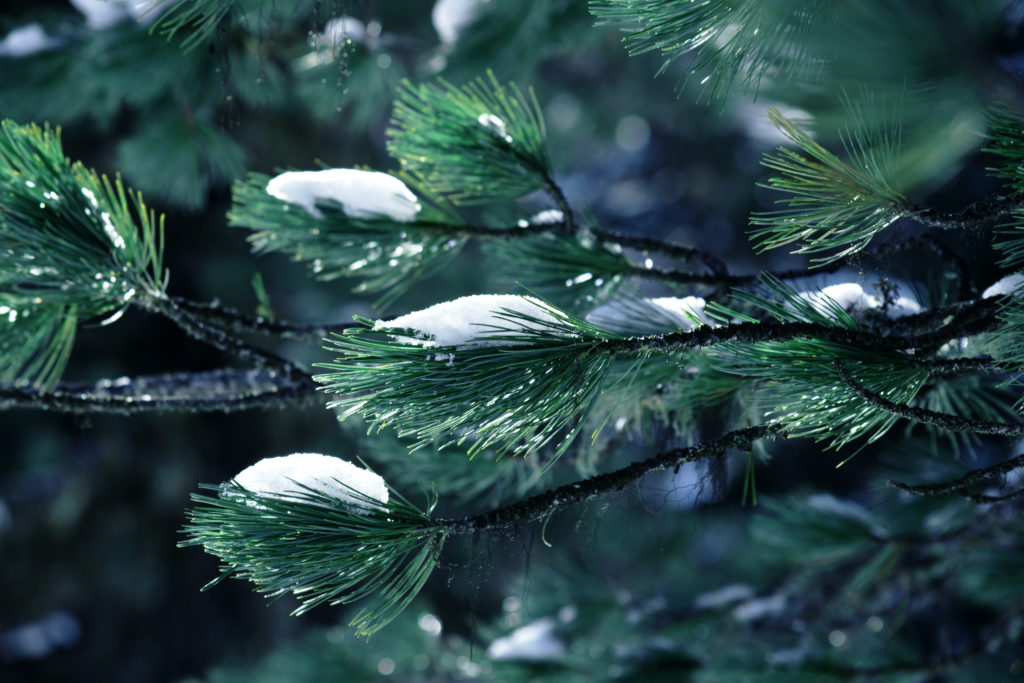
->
xmin=2 ymin=1 xmax=1024 ymax=680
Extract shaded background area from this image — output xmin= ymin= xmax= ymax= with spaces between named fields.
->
xmin=1 ymin=1 xmax=1022 ymax=681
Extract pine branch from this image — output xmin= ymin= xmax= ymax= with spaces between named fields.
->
xmin=148 ymin=0 xmax=234 ymax=52
xmin=750 ymin=108 xmax=911 ymax=264
xmin=914 ymin=194 xmax=1024 ymax=232
xmin=0 ymin=368 xmax=319 ymax=415
xmin=386 ymin=73 xmax=552 ymax=205
xmin=606 ymin=297 xmax=1002 ymax=356
xmin=144 ymin=296 xmax=308 ymax=382
xmin=182 ymin=480 xmax=444 ymax=637
xmin=590 ymin=0 xmax=831 ymax=99
xmin=0 ymin=119 xmax=167 ymax=389
xmin=316 ymin=300 xmax=620 ymax=458
xmin=835 ymin=361 xmax=1024 ymax=437
xmin=170 ymin=297 xmax=362 ymax=343
xmin=889 ymin=454 xmax=1024 ymax=499
xmin=443 ymin=425 xmax=782 ymax=534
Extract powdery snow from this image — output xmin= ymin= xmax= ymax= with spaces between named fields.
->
xmin=322 ymin=16 xmax=367 ymax=46
xmin=432 ymin=0 xmax=485 ymax=44
xmin=126 ymin=0 xmax=179 ymax=26
xmin=0 ymin=23 xmax=61 ymax=58
xmin=530 ymin=209 xmax=564 ymax=225
xmin=693 ymin=583 xmax=755 ymax=610
xmin=487 ymin=617 xmax=566 ymax=661
xmin=982 ymin=273 xmax=1024 ymax=299
xmin=587 ymin=296 xmax=709 ymax=333
xmin=71 ymin=0 xmax=178 ymax=29
xmin=231 ymin=453 xmax=389 ymax=508
xmin=70 ymin=0 xmax=130 ymax=30
xmin=796 ymin=282 xmax=921 ymax=319
xmin=266 ymin=169 xmax=421 ymax=221
xmin=731 ymin=593 xmax=787 ymax=623
xmin=375 ymin=294 xmax=562 ymax=348
xmin=477 ymin=113 xmax=512 ymax=143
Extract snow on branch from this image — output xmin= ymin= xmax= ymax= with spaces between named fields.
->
xmin=230 ymin=170 xmax=465 ymax=309
xmin=316 ymin=295 xmax=621 ymax=458
xmin=182 ymin=455 xmax=443 ymax=636
xmin=266 ymin=168 xmax=422 ymax=221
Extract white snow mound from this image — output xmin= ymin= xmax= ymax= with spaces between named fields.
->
xmin=376 ymin=294 xmax=562 ymax=348
xmin=982 ymin=274 xmax=1024 ymax=299
xmin=232 ymin=453 xmax=388 ymax=508
xmin=267 ymin=168 xmax=421 ymax=221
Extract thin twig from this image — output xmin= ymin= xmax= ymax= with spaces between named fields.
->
xmin=541 ymin=168 xmax=578 ymax=234
xmin=171 ymin=297 xmax=362 ymax=343
xmin=889 ymin=453 xmax=1024 ymax=499
xmin=442 ymin=425 xmax=782 ymax=534
xmin=606 ymin=297 xmax=1001 ymax=356
xmin=913 ymin=194 xmax=1024 ymax=232
xmin=143 ymin=295 xmax=308 ymax=381
xmin=0 ymin=368 xmax=320 ymax=415
xmin=835 ymin=361 xmax=1024 ymax=437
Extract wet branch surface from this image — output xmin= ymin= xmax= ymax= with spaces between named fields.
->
xmin=0 ymin=368 xmax=321 ymax=415
xmin=442 ymin=425 xmax=783 ymax=534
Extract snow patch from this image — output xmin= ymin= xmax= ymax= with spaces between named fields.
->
xmin=0 ymin=23 xmax=61 ymax=58
xmin=693 ymin=583 xmax=755 ymax=610
xmin=71 ymin=0 xmax=177 ymax=29
xmin=530 ymin=209 xmax=564 ymax=226
xmin=982 ymin=273 xmax=1024 ymax=299
xmin=267 ymin=169 xmax=421 ymax=222
xmin=796 ymin=282 xmax=921 ymax=319
xmin=70 ymin=0 xmax=130 ymax=29
xmin=375 ymin=294 xmax=562 ymax=348
xmin=432 ymin=0 xmax=486 ymax=44
xmin=478 ymin=113 xmax=512 ymax=143
xmin=323 ymin=16 xmax=367 ymax=46
xmin=126 ymin=0 xmax=178 ymax=26
xmin=487 ymin=617 xmax=566 ymax=661
xmin=588 ymin=296 xmax=709 ymax=334
xmin=231 ymin=453 xmax=389 ymax=508
xmin=731 ymin=593 xmax=787 ymax=622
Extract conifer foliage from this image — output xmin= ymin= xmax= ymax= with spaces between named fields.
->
xmin=4 ymin=0 xmax=1024 ymax=679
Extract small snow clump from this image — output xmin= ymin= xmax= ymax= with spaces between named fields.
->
xmin=267 ymin=169 xmax=421 ymax=221
xmin=982 ymin=273 xmax=1024 ymax=299
xmin=231 ymin=453 xmax=389 ymax=508
xmin=529 ymin=209 xmax=564 ymax=226
xmin=432 ymin=0 xmax=485 ymax=45
xmin=796 ymin=282 xmax=921 ymax=319
xmin=487 ymin=617 xmax=566 ymax=661
xmin=0 ymin=24 xmax=61 ymax=58
xmin=693 ymin=584 xmax=756 ymax=610
xmin=731 ymin=593 xmax=787 ymax=623
xmin=71 ymin=0 xmax=179 ymax=29
xmin=322 ymin=16 xmax=367 ymax=46
xmin=70 ymin=0 xmax=130 ymax=29
xmin=375 ymin=294 xmax=561 ymax=348
xmin=477 ymin=113 xmax=513 ymax=143
xmin=125 ymin=0 xmax=180 ymax=26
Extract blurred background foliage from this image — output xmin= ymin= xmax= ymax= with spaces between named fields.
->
xmin=2 ymin=0 xmax=1024 ymax=681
